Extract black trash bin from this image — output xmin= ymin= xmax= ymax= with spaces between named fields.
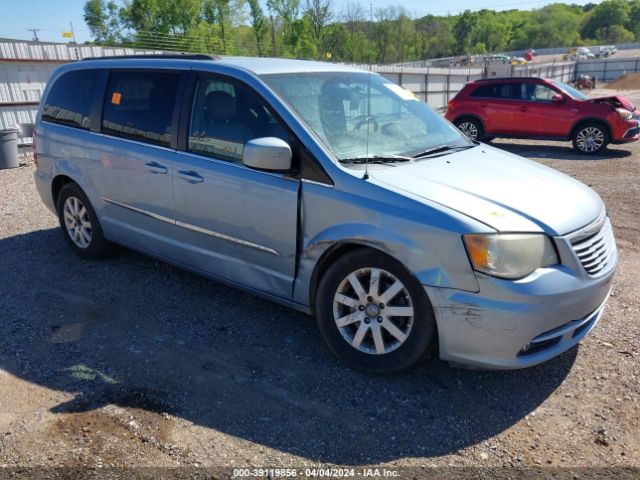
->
xmin=0 ymin=128 xmax=19 ymax=169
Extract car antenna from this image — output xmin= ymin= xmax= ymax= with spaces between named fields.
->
xmin=363 ymin=3 xmax=373 ymax=181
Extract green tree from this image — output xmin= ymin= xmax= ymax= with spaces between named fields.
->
xmin=415 ymin=15 xmax=455 ymax=59
xmin=597 ymin=23 xmax=635 ymax=43
xmin=247 ymin=0 xmax=268 ymax=55
xmin=123 ymin=0 xmax=166 ymax=33
xmin=267 ymin=0 xmax=300 ymax=55
xmin=581 ymin=0 xmax=630 ymax=41
xmin=340 ymin=2 xmax=367 ymax=62
xmin=525 ymin=4 xmax=581 ymax=48
xmin=204 ymin=0 xmax=232 ymax=52
xmin=83 ymin=0 xmax=125 ymax=43
xmin=453 ymin=10 xmax=477 ymax=54
xmin=305 ymin=0 xmax=334 ymax=57
xmin=469 ymin=10 xmax=510 ymax=52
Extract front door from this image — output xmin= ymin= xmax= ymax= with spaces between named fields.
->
xmin=172 ymin=74 xmax=299 ymax=299
xmin=522 ymin=83 xmax=575 ymax=138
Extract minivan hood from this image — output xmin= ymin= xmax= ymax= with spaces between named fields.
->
xmin=370 ymin=145 xmax=603 ymax=235
xmin=588 ymin=95 xmax=636 ymax=111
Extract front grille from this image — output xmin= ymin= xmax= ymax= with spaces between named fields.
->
xmin=571 ymin=218 xmax=615 ymax=276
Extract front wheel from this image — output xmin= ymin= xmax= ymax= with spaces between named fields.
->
xmin=572 ymin=123 xmax=609 ymax=154
xmin=316 ymin=250 xmax=436 ymax=373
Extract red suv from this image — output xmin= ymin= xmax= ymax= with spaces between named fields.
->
xmin=445 ymin=77 xmax=639 ymax=154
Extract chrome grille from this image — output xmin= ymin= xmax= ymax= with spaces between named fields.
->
xmin=571 ymin=217 xmax=615 ymax=276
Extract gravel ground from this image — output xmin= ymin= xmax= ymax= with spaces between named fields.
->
xmin=0 ymin=88 xmax=639 ymax=478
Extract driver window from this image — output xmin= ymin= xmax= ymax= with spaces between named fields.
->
xmin=525 ymin=84 xmax=556 ymax=102
xmin=188 ymin=77 xmax=288 ymax=163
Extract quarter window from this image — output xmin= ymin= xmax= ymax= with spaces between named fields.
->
xmin=102 ymin=71 xmax=180 ymax=147
xmin=188 ymin=77 xmax=288 ymax=163
xmin=42 ymin=70 xmax=97 ymax=130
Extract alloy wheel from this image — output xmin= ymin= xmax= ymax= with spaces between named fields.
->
xmin=332 ymin=267 xmax=414 ymax=355
xmin=576 ymin=126 xmax=604 ymax=153
xmin=63 ymin=196 xmax=92 ymax=249
xmin=458 ymin=121 xmax=479 ymax=140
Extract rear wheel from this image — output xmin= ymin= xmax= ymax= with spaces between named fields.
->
xmin=57 ymin=183 xmax=109 ymax=260
xmin=572 ymin=122 xmax=609 ymax=154
xmin=455 ymin=117 xmax=484 ymax=141
xmin=316 ymin=250 xmax=436 ymax=373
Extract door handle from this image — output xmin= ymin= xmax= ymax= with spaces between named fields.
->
xmin=177 ymin=170 xmax=204 ymax=183
xmin=520 ymin=106 xmax=528 ymax=112
xmin=480 ymin=103 xmax=487 ymax=108
xmin=145 ymin=161 xmax=168 ymax=174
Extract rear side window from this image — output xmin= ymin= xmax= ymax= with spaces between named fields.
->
xmin=42 ymin=70 xmax=97 ymax=130
xmin=102 ymin=71 xmax=180 ymax=147
xmin=471 ymin=83 xmax=522 ymax=100
xmin=470 ymin=84 xmax=499 ymax=98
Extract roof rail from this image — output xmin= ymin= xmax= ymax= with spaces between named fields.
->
xmin=474 ymin=76 xmax=543 ymax=82
xmin=81 ymin=54 xmax=219 ymax=61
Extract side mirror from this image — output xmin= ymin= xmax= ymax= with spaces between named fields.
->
xmin=551 ymin=94 xmax=564 ymax=104
xmin=243 ymin=137 xmax=292 ymax=171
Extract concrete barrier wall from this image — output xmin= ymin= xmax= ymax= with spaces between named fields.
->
xmin=576 ymin=57 xmax=640 ymax=82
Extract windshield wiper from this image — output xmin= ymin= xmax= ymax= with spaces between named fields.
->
xmin=412 ymin=144 xmax=475 ymax=158
xmin=339 ymin=155 xmax=413 ymax=165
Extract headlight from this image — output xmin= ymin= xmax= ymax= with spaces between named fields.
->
xmin=463 ymin=234 xmax=558 ymax=279
xmin=616 ymin=108 xmax=633 ymax=121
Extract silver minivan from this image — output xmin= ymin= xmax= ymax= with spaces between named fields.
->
xmin=34 ymin=55 xmax=617 ymax=372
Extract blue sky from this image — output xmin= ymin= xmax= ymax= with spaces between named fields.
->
xmin=3 ymin=0 xmax=600 ymax=44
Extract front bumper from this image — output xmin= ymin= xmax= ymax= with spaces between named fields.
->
xmin=612 ymin=117 xmax=640 ymax=144
xmin=426 ymin=238 xmax=617 ymax=370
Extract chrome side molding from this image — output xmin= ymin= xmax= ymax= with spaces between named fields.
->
xmin=102 ymin=197 xmax=280 ymax=256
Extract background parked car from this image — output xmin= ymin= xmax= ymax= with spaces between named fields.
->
xmin=445 ymin=76 xmax=640 ymax=154
xmin=596 ymin=45 xmax=617 ymax=57
xmin=566 ymin=47 xmax=596 ymax=61
xmin=577 ymin=47 xmax=596 ymax=58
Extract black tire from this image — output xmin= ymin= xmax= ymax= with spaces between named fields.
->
xmin=572 ymin=122 xmax=610 ymax=154
xmin=454 ymin=117 xmax=484 ymax=141
xmin=56 ymin=183 xmax=109 ymax=260
xmin=316 ymin=249 xmax=436 ymax=373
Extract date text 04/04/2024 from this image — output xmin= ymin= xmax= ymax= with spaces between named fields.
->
xmin=232 ymin=468 xmax=399 ymax=477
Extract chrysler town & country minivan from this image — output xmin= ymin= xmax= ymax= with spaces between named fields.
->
xmin=34 ymin=55 xmax=617 ymax=372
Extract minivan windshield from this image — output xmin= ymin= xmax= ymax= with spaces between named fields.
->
xmin=552 ymin=80 xmax=588 ymax=101
xmin=262 ymin=71 xmax=472 ymax=162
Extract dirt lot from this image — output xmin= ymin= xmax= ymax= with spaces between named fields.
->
xmin=0 ymin=88 xmax=639 ymax=478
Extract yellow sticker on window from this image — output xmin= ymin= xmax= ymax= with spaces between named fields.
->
xmin=111 ymin=92 xmax=122 ymax=105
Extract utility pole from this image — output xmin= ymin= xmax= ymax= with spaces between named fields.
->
xmin=28 ymin=28 xmax=41 ymax=42
xmin=70 ymin=21 xmax=77 ymax=43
